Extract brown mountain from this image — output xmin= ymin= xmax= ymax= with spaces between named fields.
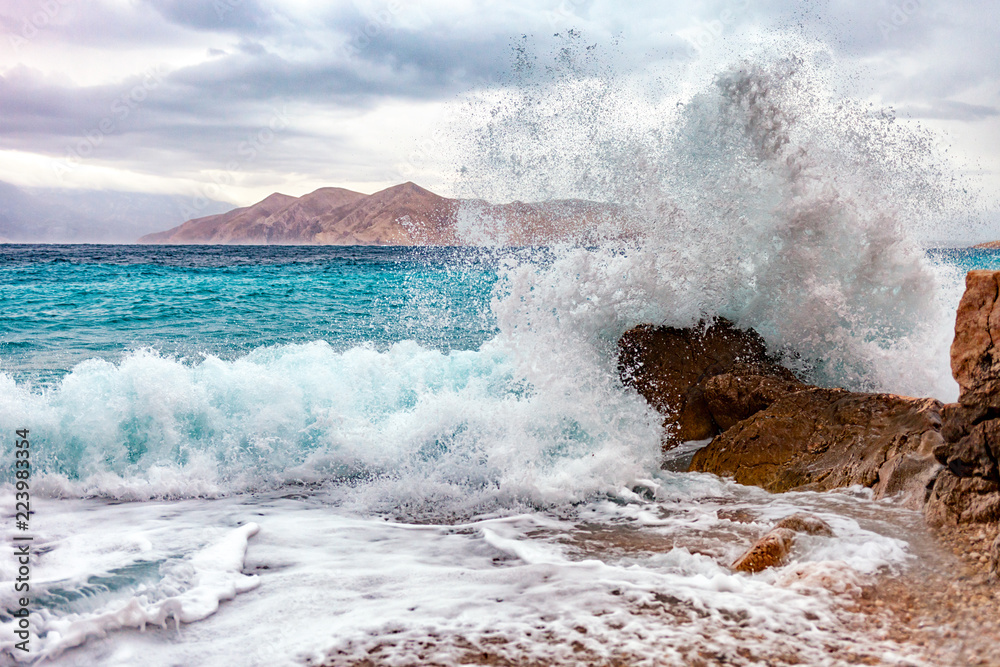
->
xmin=138 ymin=182 xmax=625 ymax=245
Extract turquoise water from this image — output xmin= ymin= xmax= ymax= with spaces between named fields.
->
xmin=928 ymin=247 xmax=1000 ymax=272
xmin=3 ymin=244 xmax=658 ymax=502
xmin=0 ymin=245 xmax=500 ymax=386
xmin=0 ymin=243 xmax=994 ymax=499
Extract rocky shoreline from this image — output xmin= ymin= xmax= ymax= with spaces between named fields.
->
xmin=617 ymin=270 xmax=1000 ymax=663
xmin=619 ymin=270 xmax=1000 ymax=581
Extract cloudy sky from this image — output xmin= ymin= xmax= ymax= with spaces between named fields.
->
xmin=1 ymin=0 xmax=998 ymax=212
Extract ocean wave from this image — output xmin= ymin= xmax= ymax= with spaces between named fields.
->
xmin=460 ymin=37 xmax=972 ymax=400
xmin=0 ymin=340 xmax=661 ymax=506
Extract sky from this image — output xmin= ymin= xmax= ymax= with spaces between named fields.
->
xmin=0 ymin=0 xmax=998 ymax=218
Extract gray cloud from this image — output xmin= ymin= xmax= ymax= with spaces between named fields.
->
xmin=0 ymin=0 xmax=997 ymax=200
xmin=2 ymin=0 xmax=190 ymax=49
xmin=145 ymin=0 xmax=282 ymax=35
xmin=899 ymin=100 xmax=1000 ymax=121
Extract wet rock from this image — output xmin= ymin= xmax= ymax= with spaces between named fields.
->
xmin=689 ymin=388 xmax=943 ymax=505
xmin=732 ymin=527 xmax=796 ymax=573
xmin=951 ymin=270 xmax=1000 ymax=408
xmin=939 ymin=402 xmax=992 ymax=445
xmin=731 ymin=512 xmax=833 ymax=573
xmin=717 ymin=508 xmax=757 ymax=524
xmin=775 ymin=512 xmax=834 ymax=537
xmin=731 ymin=514 xmax=834 ymax=573
xmin=618 ymin=319 xmax=799 ymax=447
xmin=925 ymin=471 xmax=1000 ymax=526
xmin=702 ymin=369 xmax=805 ymax=432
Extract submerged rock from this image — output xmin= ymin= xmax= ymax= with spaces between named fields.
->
xmin=732 ymin=527 xmax=796 ymax=573
xmin=731 ymin=513 xmax=833 ymax=573
xmin=617 ymin=319 xmax=799 ymax=447
xmin=690 ymin=388 xmax=943 ymax=505
xmin=774 ymin=512 xmax=834 ymax=537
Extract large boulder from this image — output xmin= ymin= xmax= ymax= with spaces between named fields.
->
xmin=690 ymin=388 xmax=943 ymax=505
xmin=951 ymin=270 xmax=1000 ymax=407
xmin=618 ymin=319 xmax=801 ymax=447
xmin=925 ymin=270 xmax=1000 ymax=530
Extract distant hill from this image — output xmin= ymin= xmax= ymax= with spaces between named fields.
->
xmin=974 ymin=240 xmax=1000 ymax=249
xmin=139 ymin=182 xmax=626 ymax=246
xmin=0 ymin=181 xmax=231 ymax=243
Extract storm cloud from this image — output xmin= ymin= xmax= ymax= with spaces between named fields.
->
xmin=0 ymin=0 xmax=997 ymax=206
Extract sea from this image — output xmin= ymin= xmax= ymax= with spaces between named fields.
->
xmin=0 ymin=242 xmax=995 ymax=667
xmin=1 ymin=55 xmax=996 ymax=666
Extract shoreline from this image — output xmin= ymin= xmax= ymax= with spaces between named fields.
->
xmin=857 ymin=522 xmax=1000 ymax=666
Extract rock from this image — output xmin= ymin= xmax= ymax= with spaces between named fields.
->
xmin=925 ymin=271 xmax=1000 ymax=528
xmin=689 ymin=388 xmax=943 ymax=505
xmin=775 ymin=513 xmax=834 ymax=536
xmin=990 ymin=534 xmax=1000 ymax=578
xmin=732 ymin=514 xmax=834 ymax=573
xmin=951 ymin=270 xmax=1000 ymax=408
xmin=702 ymin=369 xmax=805 ymax=432
xmin=618 ymin=319 xmax=800 ymax=447
xmin=718 ymin=508 xmax=757 ymax=524
xmin=732 ymin=527 xmax=796 ymax=573
xmin=940 ymin=402 xmax=992 ymax=445
xmin=945 ymin=420 xmax=1000 ymax=480
xmin=925 ymin=471 xmax=1000 ymax=526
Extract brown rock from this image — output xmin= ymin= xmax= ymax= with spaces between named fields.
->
xmin=990 ymin=534 xmax=1000 ymax=578
xmin=775 ymin=513 xmax=834 ymax=536
xmin=951 ymin=270 xmax=1000 ymax=408
xmin=732 ymin=527 xmax=796 ymax=573
xmin=946 ymin=420 xmax=1000 ymax=480
xmin=925 ymin=471 xmax=1000 ymax=526
xmin=924 ymin=271 xmax=1000 ymax=530
xmin=702 ymin=369 xmax=805 ymax=432
xmin=732 ymin=514 xmax=833 ymax=573
xmin=718 ymin=508 xmax=757 ymax=524
xmin=689 ymin=388 xmax=943 ymax=504
xmin=618 ymin=319 xmax=799 ymax=447
xmin=940 ymin=402 xmax=992 ymax=445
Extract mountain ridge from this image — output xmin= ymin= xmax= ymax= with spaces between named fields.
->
xmin=138 ymin=182 xmax=625 ymax=246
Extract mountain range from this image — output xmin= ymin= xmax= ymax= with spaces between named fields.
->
xmin=139 ymin=182 xmax=625 ymax=246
